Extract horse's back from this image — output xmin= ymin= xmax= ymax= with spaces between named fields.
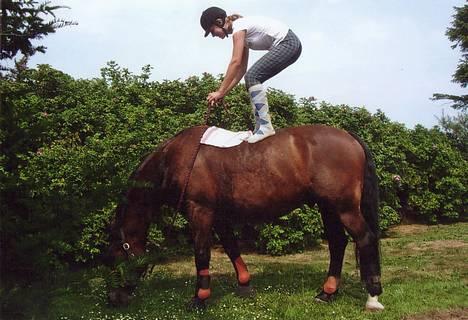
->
xmin=186 ymin=125 xmax=366 ymax=217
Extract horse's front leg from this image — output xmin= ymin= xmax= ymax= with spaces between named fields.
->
xmin=214 ymin=220 xmax=254 ymax=297
xmin=187 ymin=202 xmax=214 ymax=310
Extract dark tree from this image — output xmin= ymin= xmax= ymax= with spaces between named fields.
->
xmin=446 ymin=2 xmax=468 ymax=89
xmin=0 ymin=0 xmax=76 ymax=72
xmin=433 ymin=3 xmax=468 ymax=157
xmin=432 ymin=3 xmax=468 ymax=110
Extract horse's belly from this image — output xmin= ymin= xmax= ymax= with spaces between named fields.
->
xmin=230 ymin=174 xmax=307 ymax=219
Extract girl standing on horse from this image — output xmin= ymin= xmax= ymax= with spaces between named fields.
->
xmin=201 ymin=7 xmax=302 ymax=143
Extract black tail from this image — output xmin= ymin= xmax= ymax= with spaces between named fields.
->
xmin=349 ymin=133 xmax=383 ymax=295
xmin=348 ymin=132 xmax=380 ymax=238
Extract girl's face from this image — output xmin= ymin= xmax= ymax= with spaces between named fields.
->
xmin=208 ymin=25 xmax=226 ymax=39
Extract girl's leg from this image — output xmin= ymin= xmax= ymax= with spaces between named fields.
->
xmin=246 ymin=84 xmax=275 ymax=142
xmin=244 ymin=30 xmax=302 ymax=143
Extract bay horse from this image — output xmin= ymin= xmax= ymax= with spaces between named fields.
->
xmin=106 ymin=124 xmax=384 ymax=311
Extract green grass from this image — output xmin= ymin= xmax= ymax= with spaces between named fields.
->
xmin=2 ymin=223 xmax=467 ymax=320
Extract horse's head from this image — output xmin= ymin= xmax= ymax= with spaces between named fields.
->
xmin=105 ymin=194 xmax=154 ymax=306
xmin=104 ymin=203 xmax=130 ymax=265
xmin=105 ymin=190 xmax=154 ymax=265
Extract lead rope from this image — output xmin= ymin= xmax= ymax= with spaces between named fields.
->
xmin=173 ymin=101 xmax=218 ymax=218
xmin=121 ymin=101 xmax=225 ymax=257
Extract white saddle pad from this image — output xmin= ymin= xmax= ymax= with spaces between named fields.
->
xmin=200 ymin=126 xmax=252 ymax=148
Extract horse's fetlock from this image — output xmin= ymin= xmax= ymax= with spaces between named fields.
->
xmin=197 ymin=288 xmax=211 ymax=300
xmin=197 ymin=274 xmax=210 ymax=287
xmin=196 ymin=273 xmax=211 ymax=300
xmin=234 ymin=257 xmax=251 ymax=285
xmin=365 ymin=276 xmax=382 ymax=297
xmin=323 ymin=276 xmax=340 ymax=294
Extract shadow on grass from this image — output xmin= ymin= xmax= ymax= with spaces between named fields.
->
xmin=127 ymin=262 xmax=367 ymax=311
xmin=4 ymin=253 xmax=361 ymax=319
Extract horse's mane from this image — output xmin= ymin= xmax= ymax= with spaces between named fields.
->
xmin=113 ymin=128 xmax=190 ymax=229
xmin=129 ymin=129 xmax=187 ymax=180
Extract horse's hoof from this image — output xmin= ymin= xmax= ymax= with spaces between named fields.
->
xmin=186 ymin=296 xmax=207 ymax=311
xmin=314 ymin=289 xmax=339 ymax=303
xmin=365 ymin=295 xmax=384 ymax=311
xmin=108 ymin=288 xmax=132 ymax=307
xmin=236 ymin=283 xmax=255 ymax=298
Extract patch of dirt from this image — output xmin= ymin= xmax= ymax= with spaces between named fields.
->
xmin=403 ymin=308 xmax=468 ymax=320
xmin=389 ymin=224 xmax=429 ymax=235
xmin=405 ymin=240 xmax=468 ymax=251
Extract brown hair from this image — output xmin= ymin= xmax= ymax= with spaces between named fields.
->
xmin=226 ymin=14 xmax=243 ymax=22
xmin=225 ymin=14 xmax=243 ymax=33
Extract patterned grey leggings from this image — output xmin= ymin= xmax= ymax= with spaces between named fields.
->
xmin=244 ymin=29 xmax=302 ymax=89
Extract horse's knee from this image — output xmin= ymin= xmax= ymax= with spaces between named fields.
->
xmin=355 ymin=231 xmax=374 ymax=248
xmin=195 ymin=249 xmax=211 ymax=271
xmin=330 ymin=233 xmax=348 ymax=250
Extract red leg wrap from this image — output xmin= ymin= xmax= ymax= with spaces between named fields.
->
xmin=197 ymin=288 xmax=211 ymax=300
xmin=323 ymin=276 xmax=339 ymax=294
xmin=234 ymin=257 xmax=251 ymax=285
xmin=199 ymin=269 xmax=210 ymax=276
xmin=197 ymin=269 xmax=211 ymax=300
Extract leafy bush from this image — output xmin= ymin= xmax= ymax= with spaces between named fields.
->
xmin=1 ymin=62 xmax=466 ymax=277
xmin=404 ymin=126 xmax=467 ymax=222
xmin=256 ymin=206 xmax=323 ymax=256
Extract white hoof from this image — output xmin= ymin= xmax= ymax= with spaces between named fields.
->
xmin=365 ymin=295 xmax=384 ymax=311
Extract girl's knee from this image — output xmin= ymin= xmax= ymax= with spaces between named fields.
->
xmin=244 ymin=72 xmax=260 ymax=89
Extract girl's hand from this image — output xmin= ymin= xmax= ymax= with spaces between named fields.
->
xmin=207 ymin=91 xmax=224 ymax=106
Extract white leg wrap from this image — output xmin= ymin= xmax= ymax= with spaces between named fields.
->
xmin=246 ymin=84 xmax=275 ymax=143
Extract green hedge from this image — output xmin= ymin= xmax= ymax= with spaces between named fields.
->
xmin=1 ymin=63 xmax=466 ymax=278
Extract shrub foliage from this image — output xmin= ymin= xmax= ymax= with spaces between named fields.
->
xmin=1 ymin=63 xmax=466 ymax=279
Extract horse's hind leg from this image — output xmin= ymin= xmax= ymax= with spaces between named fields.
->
xmin=214 ymin=220 xmax=253 ymax=297
xmin=337 ymin=208 xmax=384 ymax=310
xmin=315 ymin=208 xmax=348 ymax=303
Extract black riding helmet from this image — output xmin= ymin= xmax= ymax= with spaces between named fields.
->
xmin=200 ymin=6 xmax=228 ymax=37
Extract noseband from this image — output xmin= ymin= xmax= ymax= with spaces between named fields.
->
xmin=119 ymin=228 xmax=136 ymax=258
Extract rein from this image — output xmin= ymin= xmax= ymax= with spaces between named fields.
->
xmin=174 ymin=101 xmax=217 ymax=214
xmin=120 ymin=102 xmax=219 ymax=256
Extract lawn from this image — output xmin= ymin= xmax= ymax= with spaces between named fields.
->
xmin=2 ymin=222 xmax=467 ymax=320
